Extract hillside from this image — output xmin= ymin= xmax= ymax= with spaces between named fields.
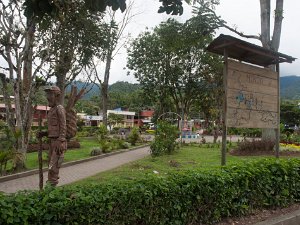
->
xmin=280 ymin=76 xmax=300 ymax=99
xmin=67 ymin=76 xmax=300 ymax=100
xmin=67 ymin=81 xmax=140 ymax=99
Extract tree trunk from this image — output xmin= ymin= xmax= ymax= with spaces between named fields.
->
xmin=260 ymin=0 xmax=284 ymax=141
xmin=102 ymin=48 xmax=113 ymax=128
xmin=260 ymin=0 xmax=271 ymax=48
xmin=55 ymin=48 xmax=74 ymax=105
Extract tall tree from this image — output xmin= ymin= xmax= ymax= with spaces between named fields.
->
xmin=0 ymin=0 xmax=49 ymax=170
xmin=192 ymin=0 xmax=285 ymax=140
xmin=37 ymin=1 xmax=110 ymax=105
xmin=92 ymin=1 xmax=135 ymax=128
xmin=127 ymin=15 xmax=222 ymax=122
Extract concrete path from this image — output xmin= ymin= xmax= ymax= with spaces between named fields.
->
xmin=0 ymin=146 xmax=150 ymax=194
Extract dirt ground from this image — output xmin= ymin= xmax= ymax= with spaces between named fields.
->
xmin=216 ymin=203 xmax=300 ymax=225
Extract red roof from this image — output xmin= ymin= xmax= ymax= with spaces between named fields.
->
xmin=0 ymin=104 xmax=50 ymax=111
xmin=140 ymin=110 xmax=154 ymax=117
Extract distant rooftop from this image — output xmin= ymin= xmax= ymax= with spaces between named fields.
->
xmin=207 ymin=34 xmax=296 ymax=67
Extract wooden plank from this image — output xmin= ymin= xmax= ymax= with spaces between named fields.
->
xmin=227 ymin=88 xmax=277 ymax=112
xmin=228 ymin=59 xmax=277 ymax=80
xmin=227 ymin=107 xmax=278 ymax=128
xmin=227 ymin=71 xmax=277 ymax=95
xmin=225 ymin=60 xmax=279 ymax=129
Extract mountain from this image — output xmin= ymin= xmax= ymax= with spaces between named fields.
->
xmin=67 ymin=81 xmax=140 ymax=99
xmin=280 ymin=76 xmax=300 ymax=99
xmin=109 ymin=81 xmax=140 ymax=93
xmin=68 ymin=76 xmax=300 ymax=100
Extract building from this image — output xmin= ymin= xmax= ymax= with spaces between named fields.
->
xmin=134 ymin=110 xmax=154 ymax=127
xmin=77 ymin=113 xmax=103 ymax=127
xmin=0 ymin=103 xmax=49 ymax=126
xmin=107 ymin=109 xmax=135 ymax=128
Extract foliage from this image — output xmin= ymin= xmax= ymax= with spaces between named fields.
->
xmin=234 ymin=139 xmax=275 ymax=152
xmin=0 ymin=127 xmax=20 ymax=174
xmin=127 ymin=127 xmax=140 ymax=146
xmin=2 ymin=159 xmax=300 ymax=224
xmin=228 ymin=128 xmax=262 ymax=137
xmin=90 ymin=147 xmax=103 ymax=156
xmin=97 ymin=125 xmax=109 ymax=140
xmin=280 ymin=101 xmax=300 ymax=126
xmin=107 ymin=113 xmax=124 ymax=128
xmin=150 ymin=121 xmax=178 ymax=156
xmin=23 ymin=0 xmax=189 ymax=21
xmin=127 ymin=14 xmax=223 ymax=121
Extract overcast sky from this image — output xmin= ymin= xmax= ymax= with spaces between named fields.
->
xmin=108 ymin=0 xmax=300 ymax=84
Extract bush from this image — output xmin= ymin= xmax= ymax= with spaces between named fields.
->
xmin=127 ymin=127 xmax=140 ymax=146
xmin=97 ymin=125 xmax=108 ymax=140
xmin=99 ymin=140 xmax=111 ymax=153
xmin=90 ymin=147 xmax=103 ymax=156
xmin=150 ymin=121 xmax=178 ymax=157
xmin=234 ymin=139 xmax=275 ymax=152
xmin=1 ymin=159 xmax=300 ymax=225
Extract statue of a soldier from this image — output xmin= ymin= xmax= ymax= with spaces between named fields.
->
xmin=41 ymin=86 xmax=67 ymax=186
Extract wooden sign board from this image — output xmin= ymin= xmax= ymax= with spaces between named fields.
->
xmin=226 ymin=60 xmax=278 ymax=128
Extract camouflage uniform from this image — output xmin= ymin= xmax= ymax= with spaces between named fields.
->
xmin=45 ymin=86 xmax=67 ymax=186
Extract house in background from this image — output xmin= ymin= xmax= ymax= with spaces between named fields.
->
xmin=107 ymin=108 xmax=135 ymax=128
xmin=77 ymin=113 xmax=103 ymax=126
xmin=134 ymin=110 xmax=154 ymax=127
xmin=0 ymin=103 xmax=49 ymax=126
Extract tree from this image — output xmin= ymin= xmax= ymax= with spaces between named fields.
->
xmin=200 ymin=0 xmax=285 ymax=140
xmin=0 ymin=1 xmax=109 ymax=170
xmin=91 ymin=1 xmax=136 ymax=128
xmin=127 ymin=14 xmax=222 ymax=124
xmin=107 ymin=113 xmax=124 ymax=130
xmin=37 ymin=1 xmax=110 ymax=105
xmin=280 ymin=102 xmax=300 ymax=126
xmin=23 ymin=0 xmax=188 ymax=20
xmin=0 ymin=1 xmax=50 ymax=170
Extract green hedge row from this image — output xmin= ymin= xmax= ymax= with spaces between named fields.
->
xmin=1 ymin=159 xmax=300 ymax=225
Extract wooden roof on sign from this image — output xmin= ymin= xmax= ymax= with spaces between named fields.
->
xmin=206 ymin=34 xmax=296 ymax=66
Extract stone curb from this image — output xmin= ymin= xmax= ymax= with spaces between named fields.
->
xmin=254 ymin=209 xmax=300 ymax=225
xmin=0 ymin=144 xmax=150 ymax=183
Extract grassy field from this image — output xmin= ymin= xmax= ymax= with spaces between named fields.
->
xmin=24 ymin=138 xmax=100 ymax=169
xmin=71 ymin=144 xmax=276 ymax=186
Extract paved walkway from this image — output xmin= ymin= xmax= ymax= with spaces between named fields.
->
xmin=0 ymin=146 xmax=150 ymax=193
xmin=0 ymin=135 xmax=250 ymax=194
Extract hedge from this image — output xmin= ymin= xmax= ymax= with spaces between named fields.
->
xmin=1 ymin=158 xmax=300 ymax=225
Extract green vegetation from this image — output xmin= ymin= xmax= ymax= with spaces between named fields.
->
xmin=73 ymin=144 xmax=268 ymax=186
xmin=5 ymin=137 xmax=143 ymax=171
xmin=1 ymin=157 xmax=300 ymax=225
xmin=23 ymin=138 xmax=99 ymax=170
xmin=150 ymin=121 xmax=179 ymax=157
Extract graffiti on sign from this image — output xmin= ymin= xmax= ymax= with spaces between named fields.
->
xmin=226 ymin=60 xmax=278 ymax=128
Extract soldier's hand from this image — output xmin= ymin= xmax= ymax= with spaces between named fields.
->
xmin=54 ymin=140 xmax=67 ymax=155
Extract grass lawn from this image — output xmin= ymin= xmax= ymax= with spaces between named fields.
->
xmin=71 ymin=144 xmax=276 ymax=186
xmin=24 ymin=138 xmax=100 ymax=170
xmin=24 ymin=138 xmax=147 ymax=170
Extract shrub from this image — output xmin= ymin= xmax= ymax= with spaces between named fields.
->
xmin=121 ymin=142 xmax=131 ymax=149
xmin=97 ymin=125 xmax=108 ymax=140
xmin=90 ymin=147 xmax=103 ymax=156
xmin=99 ymin=140 xmax=110 ymax=153
xmin=234 ymin=139 xmax=275 ymax=152
xmin=150 ymin=121 xmax=178 ymax=157
xmin=1 ymin=159 xmax=300 ymax=225
xmin=127 ymin=127 xmax=140 ymax=146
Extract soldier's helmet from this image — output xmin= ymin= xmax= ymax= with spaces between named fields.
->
xmin=44 ymin=86 xmax=61 ymax=94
